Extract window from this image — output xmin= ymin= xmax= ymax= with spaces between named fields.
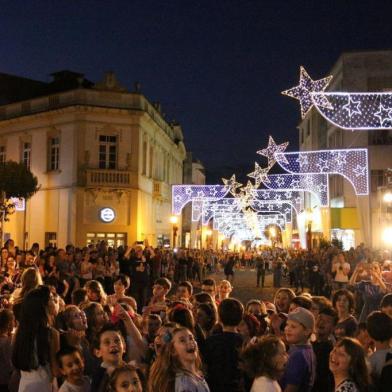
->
xmin=99 ymin=135 xmax=117 ymax=169
xmin=45 ymin=232 xmax=57 ymax=247
xmin=0 ymin=146 xmax=5 ymax=164
xmin=369 ymin=130 xmax=392 ymax=145
xmin=22 ymin=142 xmax=31 ymax=169
xmin=149 ymin=146 xmax=153 ymax=177
xmin=48 ymin=137 xmax=60 ymax=171
xmin=371 ymin=170 xmax=386 ymax=192
xmin=142 ymin=141 xmax=147 ymax=175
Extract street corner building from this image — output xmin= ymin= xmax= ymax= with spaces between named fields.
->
xmin=0 ymin=70 xmax=186 ymax=248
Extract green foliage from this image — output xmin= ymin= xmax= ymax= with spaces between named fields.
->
xmin=0 ymin=160 xmax=39 ymax=199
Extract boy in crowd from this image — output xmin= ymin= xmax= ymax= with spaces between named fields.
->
xmin=202 ymin=298 xmax=244 ymax=391
xmin=92 ymin=325 xmax=126 ymax=391
xmin=176 ymin=280 xmax=193 ymax=306
xmin=57 ymin=346 xmax=90 ymax=392
xmin=380 ymin=293 xmax=392 ymax=319
xmin=280 ymin=307 xmax=316 ymax=392
xmin=366 ymin=311 xmax=392 ymax=380
xmin=144 ymin=278 xmax=172 ymax=318
xmin=312 ymin=306 xmax=337 ymax=392
xmin=201 ymin=278 xmax=217 ymax=301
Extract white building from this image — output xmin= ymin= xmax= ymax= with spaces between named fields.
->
xmin=298 ymin=51 xmax=392 ymax=249
xmin=0 ymin=70 xmax=186 ymax=248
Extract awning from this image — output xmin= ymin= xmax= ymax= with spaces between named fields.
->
xmin=330 ymin=208 xmax=360 ymax=229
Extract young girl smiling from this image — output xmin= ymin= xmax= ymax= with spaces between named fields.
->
xmin=148 ymin=327 xmax=210 ymax=392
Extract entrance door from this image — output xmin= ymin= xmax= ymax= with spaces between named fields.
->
xmin=86 ymin=232 xmax=127 ymax=247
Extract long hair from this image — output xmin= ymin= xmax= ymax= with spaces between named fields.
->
xmin=336 ymin=338 xmax=370 ymax=392
xmin=241 ymin=335 xmax=284 ymax=380
xmin=18 ymin=267 xmax=43 ymax=300
xmin=12 ymin=285 xmax=51 ymax=371
xmin=148 ymin=327 xmax=202 ymax=392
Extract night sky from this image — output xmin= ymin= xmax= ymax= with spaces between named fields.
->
xmin=2 ymin=0 xmax=392 ymax=182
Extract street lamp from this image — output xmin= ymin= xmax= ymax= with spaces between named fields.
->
xmin=269 ymin=226 xmax=276 ymax=247
xmin=382 ymin=227 xmax=392 ymax=246
xmin=205 ymin=229 xmax=212 ymax=249
xmin=170 ymin=215 xmax=178 ymax=248
xmin=305 ymin=209 xmax=313 ymax=251
xmin=384 ymin=192 xmax=392 ymax=203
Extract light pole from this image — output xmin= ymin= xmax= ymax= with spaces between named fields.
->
xmin=269 ymin=226 xmax=276 ymax=247
xmin=170 ymin=215 xmax=178 ymax=249
xmin=205 ymin=229 xmax=212 ymax=249
xmin=305 ymin=209 xmax=313 ymax=251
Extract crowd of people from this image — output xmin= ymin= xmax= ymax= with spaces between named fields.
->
xmin=0 ymin=238 xmax=391 ymax=392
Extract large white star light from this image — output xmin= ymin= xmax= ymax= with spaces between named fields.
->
xmin=222 ymin=174 xmax=243 ymax=195
xmin=282 ymin=66 xmax=333 ymax=119
xmin=247 ymin=162 xmax=271 ymax=186
xmin=257 ymin=136 xmax=289 ymax=165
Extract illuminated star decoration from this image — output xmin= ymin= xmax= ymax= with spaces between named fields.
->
xmin=257 ymin=136 xmax=289 ymax=165
xmin=343 ymin=96 xmax=361 ymax=117
xmin=282 ymin=66 xmax=333 ymax=119
xmin=222 ymin=174 xmax=243 ymax=195
xmin=247 ymin=162 xmax=271 ymax=186
xmin=374 ymin=102 xmax=392 ymax=127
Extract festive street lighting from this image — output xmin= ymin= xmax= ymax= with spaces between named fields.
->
xmin=382 ymin=227 xmax=392 ymax=246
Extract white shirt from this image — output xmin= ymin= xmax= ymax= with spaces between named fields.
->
xmin=251 ymin=376 xmax=281 ymax=392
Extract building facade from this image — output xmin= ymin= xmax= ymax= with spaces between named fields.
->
xmin=299 ymin=51 xmax=392 ymax=249
xmin=0 ymin=71 xmax=186 ymax=248
xmin=181 ymin=152 xmax=206 ymax=248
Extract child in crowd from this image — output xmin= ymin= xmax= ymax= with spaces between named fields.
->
xmin=241 ymin=335 xmax=288 ymax=392
xmin=202 ymin=298 xmax=244 ymax=391
xmin=144 ymin=278 xmax=171 ymax=318
xmin=355 ymin=322 xmax=374 ymax=356
xmin=201 ymin=279 xmax=217 ymax=301
xmin=91 ymin=325 xmax=127 ymax=391
xmin=366 ymin=311 xmax=392 ymax=381
xmin=176 ymin=281 xmax=193 ymax=306
xmin=217 ymin=280 xmax=232 ymax=303
xmin=107 ymin=274 xmax=137 ymax=311
xmin=312 ymin=306 xmax=338 ymax=392
xmin=143 ymin=314 xmax=162 ymax=346
xmin=57 ymin=346 xmax=90 ymax=392
xmin=149 ymin=327 xmax=209 ymax=392
xmin=108 ymin=364 xmax=144 ymax=392
xmin=280 ymin=307 xmax=316 ymax=392
xmin=380 ymin=293 xmax=392 ymax=318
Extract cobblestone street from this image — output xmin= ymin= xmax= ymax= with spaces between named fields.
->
xmin=209 ymin=268 xmax=280 ymax=304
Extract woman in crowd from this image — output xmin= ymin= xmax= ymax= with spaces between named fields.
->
xmin=12 ymin=285 xmax=60 ymax=392
xmin=332 ymin=289 xmax=358 ymax=338
xmin=329 ymin=337 xmax=370 ymax=392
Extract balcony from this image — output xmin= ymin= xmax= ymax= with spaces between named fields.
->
xmin=85 ymin=169 xmax=132 ymax=188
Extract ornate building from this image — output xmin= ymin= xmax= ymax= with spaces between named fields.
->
xmin=0 ymin=70 xmax=186 ymax=248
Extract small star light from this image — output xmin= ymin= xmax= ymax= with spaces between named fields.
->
xmin=257 ymin=136 xmax=289 ymax=165
xmin=374 ymin=103 xmax=392 ymax=127
xmin=247 ymin=162 xmax=271 ymax=186
xmin=343 ymin=96 xmax=361 ymax=117
xmin=282 ymin=66 xmax=333 ymax=119
xmin=222 ymin=174 xmax=242 ymax=195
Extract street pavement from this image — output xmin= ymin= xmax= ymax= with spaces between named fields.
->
xmin=209 ymin=267 xmax=279 ymax=304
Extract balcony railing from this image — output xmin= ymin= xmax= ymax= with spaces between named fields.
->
xmin=86 ymin=169 xmax=132 ymax=187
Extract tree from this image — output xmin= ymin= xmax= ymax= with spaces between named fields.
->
xmin=0 ymin=160 xmax=39 ymax=245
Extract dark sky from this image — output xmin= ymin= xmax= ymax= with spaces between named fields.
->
xmin=1 ymin=0 xmax=392 ymax=182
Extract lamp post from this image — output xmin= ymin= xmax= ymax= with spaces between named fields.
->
xmin=205 ymin=229 xmax=212 ymax=249
xmin=269 ymin=226 xmax=276 ymax=247
xmin=170 ymin=215 xmax=178 ymax=249
xmin=305 ymin=209 xmax=313 ymax=251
